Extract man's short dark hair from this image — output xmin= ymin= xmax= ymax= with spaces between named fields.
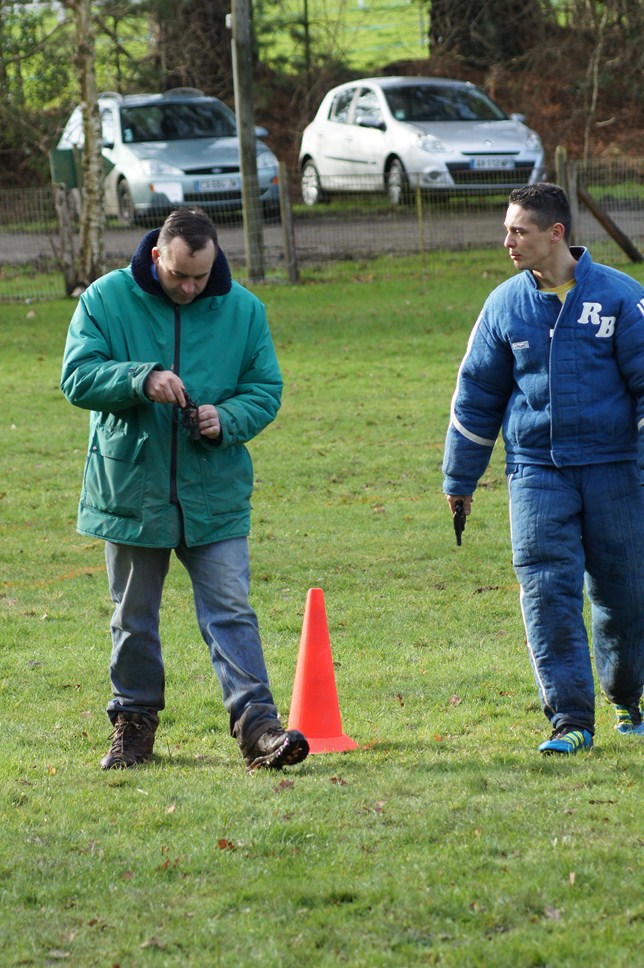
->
xmin=509 ymin=183 xmax=572 ymax=242
xmin=157 ymin=207 xmax=218 ymax=255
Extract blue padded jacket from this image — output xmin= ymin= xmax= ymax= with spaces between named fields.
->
xmin=443 ymin=247 xmax=644 ymax=495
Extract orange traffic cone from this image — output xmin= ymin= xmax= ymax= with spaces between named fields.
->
xmin=288 ymin=588 xmax=357 ymax=754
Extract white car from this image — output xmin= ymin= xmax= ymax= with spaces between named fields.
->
xmin=299 ymin=76 xmax=546 ymax=205
xmin=52 ymin=89 xmax=281 ymax=225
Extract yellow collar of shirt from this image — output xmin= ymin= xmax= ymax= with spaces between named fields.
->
xmin=540 ymin=279 xmax=576 ymax=303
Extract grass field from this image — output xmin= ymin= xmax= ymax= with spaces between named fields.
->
xmin=257 ymin=0 xmax=428 ymax=72
xmin=1 ymin=251 xmax=643 ymax=966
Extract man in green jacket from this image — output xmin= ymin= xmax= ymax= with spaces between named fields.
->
xmin=61 ymin=207 xmax=309 ymax=772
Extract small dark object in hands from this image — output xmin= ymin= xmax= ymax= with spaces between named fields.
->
xmin=179 ymin=391 xmax=201 ymax=440
xmin=453 ymin=499 xmax=466 ymax=546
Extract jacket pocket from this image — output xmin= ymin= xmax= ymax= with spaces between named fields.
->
xmin=199 ymin=444 xmax=253 ymax=518
xmin=81 ymin=427 xmax=148 ymax=519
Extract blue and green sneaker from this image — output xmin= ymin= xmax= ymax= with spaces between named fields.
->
xmin=539 ymin=726 xmax=593 ymax=755
xmin=613 ymin=704 xmax=644 ymax=735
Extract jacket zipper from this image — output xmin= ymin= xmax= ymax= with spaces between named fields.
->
xmin=169 ymin=305 xmax=181 ymax=505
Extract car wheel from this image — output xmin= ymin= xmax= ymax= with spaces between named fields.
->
xmin=386 ymin=158 xmax=409 ymax=205
xmin=301 ymin=161 xmax=324 ymax=206
xmin=117 ymin=180 xmax=136 ymax=226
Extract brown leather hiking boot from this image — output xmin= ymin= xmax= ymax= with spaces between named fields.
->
xmin=100 ymin=713 xmax=157 ymax=770
xmin=244 ymin=726 xmax=309 ymax=771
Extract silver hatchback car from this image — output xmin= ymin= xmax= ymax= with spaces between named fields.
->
xmin=52 ymin=88 xmax=281 ymax=225
xmin=299 ymin=76 xmax=546 ymax=205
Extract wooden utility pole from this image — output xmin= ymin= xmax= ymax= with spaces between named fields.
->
xmin=230 ymin=0 xmax=265 ymax=282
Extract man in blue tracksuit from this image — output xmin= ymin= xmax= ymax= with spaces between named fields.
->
xmin=443 ymin=183 xmax=644 ymax=754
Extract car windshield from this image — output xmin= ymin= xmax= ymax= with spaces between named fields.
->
xmin=119 ymin=102 xmax=236 ymax=143
xmin=383 ymin=85 xmax=508 ymax=123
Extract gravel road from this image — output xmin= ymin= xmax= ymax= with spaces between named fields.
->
xmin=1 ymin=205 xmax=642 ymax=271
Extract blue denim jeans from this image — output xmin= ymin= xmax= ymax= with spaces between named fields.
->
xmin=105 ymin=537 xmax=279 ymax=751
xmin=508 ymin=462 xmax=644 ymax=733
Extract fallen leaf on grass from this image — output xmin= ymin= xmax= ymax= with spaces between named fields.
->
xmin=544 ymin=906 xmax=563 ymax=921
xmin=330 ymin=776 xmax=347 ymax=786
xmin=360 ymin=800 xmax=386 ymax=815
xmin=217 ymin=838 xmax=237 ymax=851
xmin=165 ymin=803 xmax=176 ymax=814
xmin=396 ymin=692 xmax=404 ymax=706
xmin=274 ymin=779 xmax=294 ymax=791
xmin=140 ymin=936 xmax=166 ymax=949
xmin=449 ymin=695 xmax=461 ymax=706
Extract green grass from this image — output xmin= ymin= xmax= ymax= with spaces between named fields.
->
xmin=1 ymin=251 xmax=643 ymax=966
xmin=257 ymin=0 xmax=427 ymax=73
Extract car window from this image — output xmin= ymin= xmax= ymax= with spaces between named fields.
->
xmin=119 ymin=102 xmax=237 ymax=143
xmin=353 ymin=89 xmax=382 ymax=126
xmin=101 ymin=107 xmax=117 ymax=145
xmin=59 ymin=109 xmax=84 ymax=148
xmin=329 ymin=89 xmax=356 ymax=124
xmin=383 ymin=85 xmax=507 ymax=123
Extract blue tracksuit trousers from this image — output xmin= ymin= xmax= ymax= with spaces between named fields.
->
xmin=507 ymin=461 xmax=644 ymax=733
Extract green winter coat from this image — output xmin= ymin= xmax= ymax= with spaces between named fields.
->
xmin=60 ymin=234 xmax=282 ymax=548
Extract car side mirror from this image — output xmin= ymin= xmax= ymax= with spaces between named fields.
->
xmin=255 ymin=125 xmax=269 ymax=137
xmin=510 ymin=113 xmax=526 ymax=123
xmin=102 ymin=139 xmax=115 ymax=149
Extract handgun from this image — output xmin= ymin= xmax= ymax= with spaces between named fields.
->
xmin=453 ymin=499 xmax=466 ymax=546
xmin=179 ymin=390 xmax=201 ymax=440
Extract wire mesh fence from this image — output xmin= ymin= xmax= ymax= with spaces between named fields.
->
xmin=0 ymin=159 xmax=642 ymax=304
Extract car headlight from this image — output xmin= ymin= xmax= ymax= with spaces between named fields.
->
xmin=139 ymin=159 xmax=185 ymax=176
xmin=525 ymin=130 xmax=542 ymax=151
xmin=256 ymin=150 xmax=278 ymax=170
xmin=411 ymin=131 xmax=449 ymax=153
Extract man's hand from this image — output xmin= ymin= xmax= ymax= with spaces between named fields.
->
xmin=445 ymin=494 xmax=472 ymax=516
xmin=145 ymin=370 xmax=187 ymax=406
xmin=145 ymin=373 xmax=221 ymax=440
xmin=197 ymin=404 xmax=221 ymax=440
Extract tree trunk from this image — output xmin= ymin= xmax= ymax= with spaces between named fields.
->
xmin=67 ymin=0 xmax=105 ymax=288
